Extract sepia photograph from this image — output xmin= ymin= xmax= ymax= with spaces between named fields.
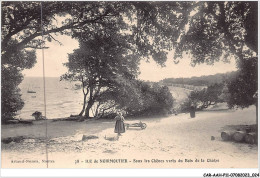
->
xmin=1 ymin=0 xmax=258 ymax=174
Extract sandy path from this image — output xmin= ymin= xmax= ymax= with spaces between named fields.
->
xmin=1 ymin=106 xmax=257 ymax=168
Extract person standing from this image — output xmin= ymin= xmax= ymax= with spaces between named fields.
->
xmin=190 ymin=104 xmax=196 ymax=118
xmin=114 ymin=112 xmax=125 ymax=136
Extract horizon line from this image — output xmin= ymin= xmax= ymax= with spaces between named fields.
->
xmin=24 ymin=70 xmax=237 ymax=80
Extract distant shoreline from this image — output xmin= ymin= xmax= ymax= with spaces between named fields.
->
xmin=23 ymin=76 xmax=60 ymax=78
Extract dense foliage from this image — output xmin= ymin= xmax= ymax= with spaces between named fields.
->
xmin=180 ymin=83 xmax=225 ymax=112
xmin=174 ymin=1 xmax=257 ymax=64
xmin=96 ymin=80 xmax=174 ymax=117
xmin=161 ymin=72 xmax=238 ymax=87
xmin=1 ymin=1 xmax=188 ymax=121
xmin=61 ymin=30 xmax=140 ymax=117
xmin=227 ymin=57 xmax=258 ymax=108
xmin=1 ymin=2 xmax=257 ymax=121
xmin=1 ymin=67 xmax=24 ymax=123
xmin=124 ymin=81 xmax=174 ymax=116
xmin=174 ymin=1 xmax=257 ymax=111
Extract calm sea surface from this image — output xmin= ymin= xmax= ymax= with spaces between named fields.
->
xmin=17 ymin=77 xmax=83 ymax=119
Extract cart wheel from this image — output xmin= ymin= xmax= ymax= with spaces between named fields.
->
xmin=141 ymin=123 xmax=147 ymax=129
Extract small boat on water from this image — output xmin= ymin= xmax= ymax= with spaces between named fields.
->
xmin=27 ymin=85 xmax=36 ymax=93
xmin=27 ymin=90 xmax=36 ymax=93
xmin=74 ymin=84 xmax=81 ymax=90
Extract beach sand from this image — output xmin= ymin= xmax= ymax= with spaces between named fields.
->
xmin=1 ymin=106 xmax=258 ymax=168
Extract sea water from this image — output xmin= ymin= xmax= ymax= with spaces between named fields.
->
xmin=17 ymin=77 xmax=83 ymax=119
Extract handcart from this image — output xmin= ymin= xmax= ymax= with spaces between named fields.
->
xmin=125 ymin=121 xmax=147 ymax=130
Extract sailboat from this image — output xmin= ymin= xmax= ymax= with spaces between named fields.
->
xmin=27 ymin=89 xmax=36 ymax=93
xmin=27 ymin=85 xmax=36 ymax=93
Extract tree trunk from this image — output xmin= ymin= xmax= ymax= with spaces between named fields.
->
xmin=84 ymin=100 xmax=94 ymax=118
xmin=79 ymin=93 xmax=87 ymax=116
xmin=95 ymin=102 xmax=101 ymax=117
xmin=78 ymin=75 xmax=89 ymax=117
xmin=85 ymin=105 xmax=91 ymax=118
xmin=83 ymin=83 xmax=102 ymax=118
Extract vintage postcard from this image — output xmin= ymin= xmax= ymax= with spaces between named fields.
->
xmin=1 ymin=1 xmax=258 ymax=173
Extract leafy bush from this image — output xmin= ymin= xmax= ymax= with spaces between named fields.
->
xmin=124 ymin=81 xmax=175 ymax=116
xmin=96 ymin=80 xmax=175 ymax=117
xmin=180 ymin=83 xmax=225 ymax=112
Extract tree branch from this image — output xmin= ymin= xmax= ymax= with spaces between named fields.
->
xmin=100 ymin=103 xmax=117 ymax=116
xmin=3 ymin=10 xmax=113 ymax=58
xmin=2 ymin=16 xmax=37 ymax=48
xmin=48 ymin=34 xmax=63 ymax=45
xmin=24 ymin=45 xmax=49 ymax=49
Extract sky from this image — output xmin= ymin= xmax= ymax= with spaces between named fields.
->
xmin=22 ymin=34 xmax=238 ymax=82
